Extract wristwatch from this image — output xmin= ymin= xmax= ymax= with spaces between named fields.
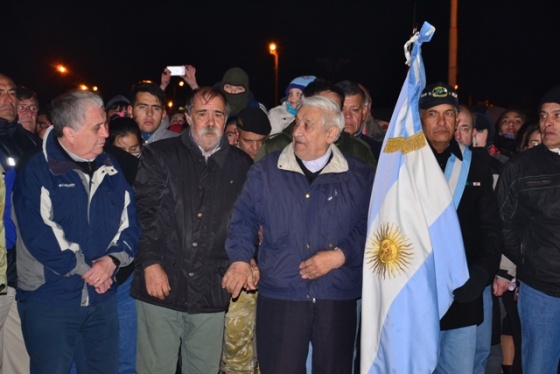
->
xmin=108 ymin=255 xmax=121 ymax=269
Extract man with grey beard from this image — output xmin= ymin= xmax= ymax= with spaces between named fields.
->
xmin=131 ymin=87 xmax=253 ymax=373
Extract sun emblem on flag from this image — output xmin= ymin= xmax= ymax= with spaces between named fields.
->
xmin=366 ymin=222 xmax=413 ymax=279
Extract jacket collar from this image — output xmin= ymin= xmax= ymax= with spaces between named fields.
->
xmin=42 ymin=126 xmax=114 ymax=176
xmin=181 ymin=128 xmax=231 ymax=168
xmin=0 ymin=117 xmax=20 ymax=136
xmin=277 ymin=143 xmax=349 ymax=175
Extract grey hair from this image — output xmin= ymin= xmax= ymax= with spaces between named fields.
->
xmin=300 ymin=96 xmax=344 ymax=132
xmin=51 ymin=90 xmax=104 ymax=138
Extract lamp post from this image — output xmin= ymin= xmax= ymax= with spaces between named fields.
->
xmin=268 ymin=42 xmax=279 ymax=105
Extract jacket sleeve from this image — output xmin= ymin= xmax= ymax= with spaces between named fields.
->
xmin=133 ymin=146 xmax=168 ymax=269
xmin=105 ymin=187 xmax=140 ymax=268
xmin=336 ymin=164 xmax=374 ymax=267
xmin=13 ymin=161 xmax=90 ymax=276
xmin=225 ymin=164 xmax=261 ymax=264
xmin=472 ymin=160 xmax=503 ymax=283
xmin=495 ymin=159 xmax=521 ymax=265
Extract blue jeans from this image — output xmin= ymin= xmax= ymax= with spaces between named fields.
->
xmin=518 ymin=283 xmax=560 ymax=373
xmin=473 ymin=286 xmax=492 ymax=373
xmin=69 ymin=278 xmax=136 ymax=374
xmin=18 ymin=295 xmax=119 ymax=374
xmin=117 ymin=276 xmax=136 ymax=374
xmin=434 ymin=324 xmax=477 ymax=374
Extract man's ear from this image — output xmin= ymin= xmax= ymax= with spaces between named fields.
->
xmin=361 ymin=103 xmax=369 ymax=123
xmin=62 ymin=126 xmax=74 ymax=143
xmin=126 ymin=105 xmax=133 ymax=117
xmin=185 ymin=112 xmax=193 ymax=127
xmin=326 ymin=126 xmax=340 ymax=144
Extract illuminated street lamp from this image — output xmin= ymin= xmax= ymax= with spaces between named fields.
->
xmin=56 ymin=64 xmax=68 ymax=74
xmin=79 ymin=84 xmax=88 ymax=91
xmin=268 ymin=42 xmax=279 ymax=105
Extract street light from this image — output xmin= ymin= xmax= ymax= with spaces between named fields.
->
xmin=268 ymin=42 xmax=279 ymax=105
xmin=56 ymin=64 xmax=67 ymax=74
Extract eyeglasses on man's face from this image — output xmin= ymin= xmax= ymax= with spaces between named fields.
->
xmin=17 ymin=104 xmax=38 ymax=113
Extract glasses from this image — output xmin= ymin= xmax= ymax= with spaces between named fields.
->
xmin=17 ymin=104 xmax=38 ymax=113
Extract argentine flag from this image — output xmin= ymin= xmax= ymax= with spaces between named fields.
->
xmin=360 ymin=22 xmax=469 ymax=373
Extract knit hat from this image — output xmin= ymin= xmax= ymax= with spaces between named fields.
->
xmin=105 ymin=94 xmax=130 ymax=110
xmin=419 ymin=82 xmax=459 ymax=110
xmin=539 ymin=85 xmax=560 ymax=108
xmin=237 ymin=107 xmax=271 ymax=135
xmin=285 ymin=76 xmax=317 ymax=96
xmin=472 ymin=112 xmax=491 ymax=131
xmin=222 ymin=67 xmax=249 ymax=90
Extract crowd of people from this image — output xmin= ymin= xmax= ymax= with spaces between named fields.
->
xmin=0 ymin=63 xmax=558 ymax=374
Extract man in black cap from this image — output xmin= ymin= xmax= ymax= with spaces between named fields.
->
xmin=495 ymin=84 xmax=560 ymax=374
xmin=419 ymin=82 xmax=502 ymax=373
xmin=220 ymin=107 xmax=270 ymax=374
xmin=236 ymin=107 xmax=271 ymax=160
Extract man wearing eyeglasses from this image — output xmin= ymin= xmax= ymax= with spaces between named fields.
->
xmin=16 ymin=86 xmax=39 ymax=134
xmin=0 ymin=73 xmax=40 ymax=374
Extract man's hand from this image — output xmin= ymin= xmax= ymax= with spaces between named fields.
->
xmin=144 ymin=264 xmax=171 ymax=300
xmin=493 ymin=276 xmax=511 ymax=297
xmin=299 ymin=249 xmax=345 ymax=280
xmin=94 ymin=278 xmax=113 ymax=294
xmin=250 ymin=258 xmax=260 ymax=286
xmin=83 ymin=256 xmax=117 ymax=289
xmin=222 ymin=261 xmax=254 ymax=299
xmin=182 ymin=65 xmax=199 ymax=90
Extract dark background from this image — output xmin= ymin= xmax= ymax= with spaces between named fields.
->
xmin=3 ymin=0 xmax=559 ymax=117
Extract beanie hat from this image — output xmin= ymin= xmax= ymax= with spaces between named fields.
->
xmin=222 ymin=67 xmax=249 ymax=90
xmin=472 ymin=112 xmax=491 ymax=131
xmin=419 ymin=82 xmax=459 ymax=110
xmin=285 ymin=76 xmax=317 ymax=97
xmin=237 ymin=107 xmax=271 ymax=135
xmin=539 ymin=84 xmax=560 ymax=109
xmin=106 ymin=94 xmax=130 ymax=110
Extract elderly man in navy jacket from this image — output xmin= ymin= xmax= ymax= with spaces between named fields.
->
xmin=223 ymin=95 xmax=374 ymax=373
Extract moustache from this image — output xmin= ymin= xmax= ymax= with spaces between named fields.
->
xmin=201 ymin=127 xmax=221 ymax=137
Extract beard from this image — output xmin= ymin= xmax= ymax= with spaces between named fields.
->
xmin=192 ymin=125 xmax=223 ymax=151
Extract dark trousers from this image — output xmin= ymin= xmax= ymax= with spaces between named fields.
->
xmin=256 ymin=295 xmax=356 ymax=374
xmin=18 ymin=295 xmax=119 ymax=374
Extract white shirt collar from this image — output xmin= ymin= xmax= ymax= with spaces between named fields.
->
xmin=302 ymin=148 xmax=332 ymax=173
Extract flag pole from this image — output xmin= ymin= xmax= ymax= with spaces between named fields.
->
xmin=448 ymin=0 xmax=458 ymax=87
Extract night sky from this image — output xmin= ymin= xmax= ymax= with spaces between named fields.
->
xmin=3 ymin=0 xmax=560 ymax=118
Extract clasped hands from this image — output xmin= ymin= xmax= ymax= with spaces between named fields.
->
xmin=222 ymin=249 xmax=345 ymax=298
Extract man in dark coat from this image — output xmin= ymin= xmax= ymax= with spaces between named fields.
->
xmin=419 ymin=82 xmax=502 ymax=373
xmin=131 ymin=87 xmax=252 ymax=373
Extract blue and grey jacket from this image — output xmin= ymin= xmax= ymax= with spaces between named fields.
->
xmin=13 ymin=128 xmax=140 ymax=307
